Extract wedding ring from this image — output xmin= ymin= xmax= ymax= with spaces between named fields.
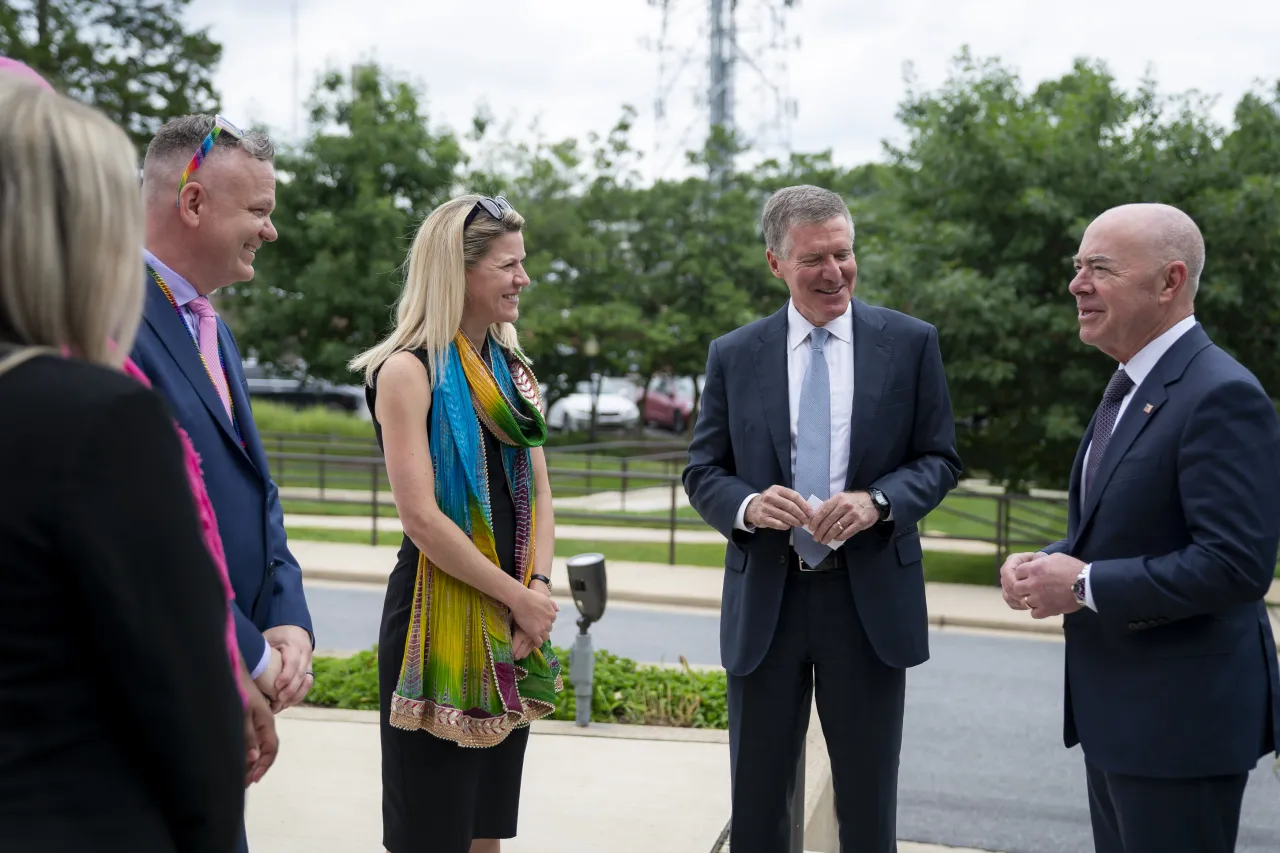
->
xmin=835 ymin=521 xmax=843 ymax=532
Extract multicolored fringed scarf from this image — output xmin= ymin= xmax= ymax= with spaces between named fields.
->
xmin=388 ymin=331 xmax=562 ymax=747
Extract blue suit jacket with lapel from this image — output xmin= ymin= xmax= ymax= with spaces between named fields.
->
xmin=1044 ymin=323 xmax=1280 ymax=778
xmin=683 ymin=299 xmax=963 ymax=676
xmin=130 ymin=275 xmax=313 ymax=667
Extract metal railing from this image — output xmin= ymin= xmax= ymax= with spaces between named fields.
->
xmin=262 ymin=429 xmax=1072 ymax=567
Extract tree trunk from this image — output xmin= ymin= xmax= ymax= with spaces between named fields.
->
xmin=636 ymin=370 xmax=656 ymax=439
xmin=36 ymin=0 xmax=50 ymax=48
xmin=685 ymin=377 xmax=701 ymax=440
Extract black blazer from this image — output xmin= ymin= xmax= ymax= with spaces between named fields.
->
xmin=683 ymin=300 xmax=963 ymax=675
xmin=1045 ymin=324 xmax=1280 ymax=778
xmin=0 ymin=353 xmax=244 ymax=852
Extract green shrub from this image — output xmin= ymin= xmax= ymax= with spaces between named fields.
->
xmin=308 ymin=647 xmax=379 ymax=709
xmin=306 ymin=646 xmax=728 ymax=729
xmin=549 ymin=647 xmax=728 ymax=729
xmin=250 ymin=400 xmax=375 ymax=439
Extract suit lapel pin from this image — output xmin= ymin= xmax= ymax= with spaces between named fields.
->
xmin=1143 ymin=403 xmax=1153 ymax=414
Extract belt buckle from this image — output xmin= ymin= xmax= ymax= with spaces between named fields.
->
xmin=798 ymin=555 xmax=824 ymax=572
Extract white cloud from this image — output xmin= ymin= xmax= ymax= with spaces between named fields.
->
xmin=187 ymin=0 xmax=1280 ymax=180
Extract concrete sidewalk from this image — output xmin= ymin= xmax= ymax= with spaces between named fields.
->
xmin=246 ymin=708 xmax=730 ymax=853
xmin=291 ymin=539 xmax=1280 ymax=641
xmin=284 ymin=512 xmax=999 ymax=555
xmin=246 ymin=707 xmax=994 ymax=853
xmin=291 ymin=539 xmax=1069 ymax=636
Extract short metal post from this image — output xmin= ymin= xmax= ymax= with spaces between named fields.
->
xmin=668 ymin=476 xmax=678 ymax=565
xmin=995 ymin=495 xmax=1009 ymax=572
xmin=370 ymin=462 xmax=379 ymax=547
xmin=790 ymin=742 xmax=806 ymax=852
xmin=571 ymin=620 xmax=594 ymax=727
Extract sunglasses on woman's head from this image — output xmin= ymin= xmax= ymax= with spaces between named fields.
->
xmin=464 ymin=196 xmax=513 ymax=229
xmin=175 ymin=114 xmax=245 ymax=206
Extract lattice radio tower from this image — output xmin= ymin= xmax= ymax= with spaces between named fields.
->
xmin=645 ymin=0 xmax=799 ymax=180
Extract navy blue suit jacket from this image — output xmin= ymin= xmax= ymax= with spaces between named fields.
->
xmin=683 ymin=300 xmax=962 ymax=676
xmin=1045 ymin=324 xmax=1280 ymax=778
xmin=130 ymin=276 xmax=313 ymax=668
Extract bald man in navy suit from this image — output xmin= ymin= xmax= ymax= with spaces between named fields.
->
xmin=1003 ymin=203 xmax=1280 ymax=853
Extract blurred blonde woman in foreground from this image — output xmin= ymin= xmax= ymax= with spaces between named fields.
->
xmin=0 ymin=73 xmax=245 ymax=852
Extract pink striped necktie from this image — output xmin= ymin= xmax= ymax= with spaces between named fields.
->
xmin=187 ymin=296 xmax=233 ymax=417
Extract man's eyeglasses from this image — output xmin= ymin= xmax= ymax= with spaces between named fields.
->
xmin=464 ymin=196 xmax=513 ymax=229
xmin=176 ymin=114 xmax=244 ymax=205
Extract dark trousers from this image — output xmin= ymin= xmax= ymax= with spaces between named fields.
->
xmin=1086 ymin=761 xmax=1249 ymax=853
xmin=727 ymin=567 xmax=906 ymax=853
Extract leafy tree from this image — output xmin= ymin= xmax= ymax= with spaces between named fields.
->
xmin=863 ymin=49 xmax=1279 ymax=489
xmin=226 ymin=63 xmax=463 ymax=380
xmin=0 ymin=0 xmax=221 ymax=152
xmin=1192 ymin=83 xmax=1280 ymax=388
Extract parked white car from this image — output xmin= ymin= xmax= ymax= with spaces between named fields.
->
xmin=545 ymin=379 xmax=640 ymax=432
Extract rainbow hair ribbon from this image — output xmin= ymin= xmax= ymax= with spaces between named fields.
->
xmin=176 ymin=115 xmax=244 ymax=202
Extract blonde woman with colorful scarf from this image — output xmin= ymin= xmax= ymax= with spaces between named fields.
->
xmin=350 ymin=195 xmax=562 ymax=853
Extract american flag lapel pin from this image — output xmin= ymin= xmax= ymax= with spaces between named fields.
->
xmin=1143 ymin=403 xmax=1154 ymax=414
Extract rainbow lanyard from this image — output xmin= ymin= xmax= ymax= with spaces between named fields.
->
xmin=146 ymin=265 xmax=245 ymax=448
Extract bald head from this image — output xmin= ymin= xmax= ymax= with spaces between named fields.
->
xmin=1070 ymin=203 xmax=1202 ymax=363
xmin=1090 ymin=203 xmax=1205 ymax=297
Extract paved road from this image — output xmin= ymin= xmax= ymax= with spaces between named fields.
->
xmin=308 ymin=580 xmax=721 ymax=664
xmin=307 ymin=582 xmax=1280 ymax=853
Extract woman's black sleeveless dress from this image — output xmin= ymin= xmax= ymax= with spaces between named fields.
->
xmin=368 ymin=347 xmax=530 ymax=853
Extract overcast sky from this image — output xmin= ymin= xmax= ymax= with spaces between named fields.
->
xmin=187 ymin=0 xmax=1279 ymax=180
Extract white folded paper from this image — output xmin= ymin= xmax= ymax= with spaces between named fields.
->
xmin=800 ymin=494 xmax=824 ymax=533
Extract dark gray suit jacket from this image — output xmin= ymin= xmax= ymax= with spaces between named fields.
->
xmin=683 ymin=300 xmax=962 ymax=676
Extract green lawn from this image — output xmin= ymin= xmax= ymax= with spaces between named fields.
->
xmin=285 ymin=490 xmax=1060 ymax=548
xmin=920 ymin=493 xmax=1068 ymax=544
xmin=269 ymin=452 xmax=680 ymax=499
xmin=543 ymin=454 xmax=682 ymax=496
xmin=283 ymin=499 xmax=401 ymax=518
xmin=285 ymin=526 xmax=725 ymax=566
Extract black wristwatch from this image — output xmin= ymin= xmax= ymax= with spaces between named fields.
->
xmin=868 ymin=488 xmax=891 ymax=522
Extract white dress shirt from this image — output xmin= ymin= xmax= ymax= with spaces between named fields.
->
xmin=734 ymin=301 xmax=857 ymax=542
xmin=1078 ymin=314 xmax=1197 ymax=611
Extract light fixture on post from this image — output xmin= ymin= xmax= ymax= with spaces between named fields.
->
xmin=565 ymin=552 xmax=608 ymax=727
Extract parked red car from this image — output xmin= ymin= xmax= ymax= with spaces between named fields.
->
xmin=640 ymin=375 xmax=698 ymax=432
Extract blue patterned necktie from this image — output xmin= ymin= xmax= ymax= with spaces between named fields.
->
xmin=793 ymin=326 xmax=831 ymax=566
xmin=1084 ymin=367 xmax=1135 ymax=498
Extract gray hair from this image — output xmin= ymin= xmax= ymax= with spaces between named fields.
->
xmin=1155 ymin=206 xmax=1205 ymax=296
xmin=761 ymin=184 xmax=854 ymax=259
xmin=141 ymin=114 xmax=274 ymax=187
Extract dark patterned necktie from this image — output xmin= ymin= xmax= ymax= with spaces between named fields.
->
xmin=1084 ymin=367 xmax=1135 ymax=498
